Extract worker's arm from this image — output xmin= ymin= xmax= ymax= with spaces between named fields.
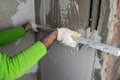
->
xmin=0 ymin=27 xmax=76 ymax=80
xmin=0 ymin=22 xmax=36 ymax=46
xmin=0 ymin=30 xmax=58 ymax=80
xmin=0 ymin=26 xmax=26 ymax=46
xmin=0 ymin=41 xmax=47 ymax=80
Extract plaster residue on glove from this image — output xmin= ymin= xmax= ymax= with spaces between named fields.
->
xmin=57 ymin=27 xmax=101 ymax=48
xmin=57 ymin=28 xmax=81 ymax=47
xmin=77 ymin=27 xmax=102 ymax=42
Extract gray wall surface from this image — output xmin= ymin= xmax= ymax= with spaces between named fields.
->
xmin=40 ymin=42 xmax=97 ymax=80
xmin=37 ymin=0 xmax=101 ymax=80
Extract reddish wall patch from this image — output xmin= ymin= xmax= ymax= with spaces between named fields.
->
xmin=111 ymin=22 xmax=120 ymax=44
xmin=105 ymin=22 xmax=120 ymax=80
xmin=105 ymin=0 xmax=120 ymax=79
xmin=105 ymin=0 xmax=120 ymax=80
xmin=115 ymin=0 xmax=120 ymax=18
xmin=106 ymin=22 xmax=120 ymax=80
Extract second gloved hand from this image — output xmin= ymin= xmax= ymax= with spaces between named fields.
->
xmin=57 ymin=28 xmax=80 ymax=47
xmin=30 ymin=20 xmax=39 ymax=32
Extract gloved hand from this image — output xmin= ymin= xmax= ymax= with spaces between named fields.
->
xmin=30 ymin=20 xmax=39 ymax=32
xmin=57 ymin=28 xmax=80 ymax=47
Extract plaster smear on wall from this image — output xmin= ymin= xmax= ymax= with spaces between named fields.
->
xmin=12 ymin=0 xmax=35 ymax=26
xmin=0 ymin=0 xmax=28 ymax=29
xmin=0 ymin=0 xmax=18 ymax=29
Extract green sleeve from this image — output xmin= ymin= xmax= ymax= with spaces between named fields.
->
xmin=0 ymin=26 xmax=25 ymax=46
xmin=0 ymin=41 xmax=47 ymax=80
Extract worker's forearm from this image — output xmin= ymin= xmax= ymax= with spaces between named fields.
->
xmin=0 ymin=41 xmax=46 ymax=80
xmin=0 ymin=23 xmax=32 ymax=46
xmin=0 ymin=26 xmax=26 ymax=46
xmin=40 ymin=30 xmax=58 ymax=49
xmin=22 ymin=23 xmax=32 ymax=32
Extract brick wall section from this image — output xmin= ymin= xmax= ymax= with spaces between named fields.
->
xmin=105 ymin=24 xmax=120 ymax=80
xmin=105 ymin=0 xmax=120 ymax=80
xmin=115 ymin=0 xmax=120 ymax=18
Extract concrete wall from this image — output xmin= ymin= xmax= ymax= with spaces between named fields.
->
xmin=38 ymin=0 xmax=101 ymax=80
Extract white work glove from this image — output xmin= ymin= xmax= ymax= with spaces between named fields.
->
xmin=30 ymin=20 xmax=39 ymax=32
xmin=57 ymin=28 xmax=80 ymax=47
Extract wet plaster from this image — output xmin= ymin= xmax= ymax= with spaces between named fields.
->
xmin=0 ymin=0 xmax=27 ymax=29
xmin=12 ymin=0 xmax=35 ymax=26
xmin=0 ymin=0 xmax=18 ymax=29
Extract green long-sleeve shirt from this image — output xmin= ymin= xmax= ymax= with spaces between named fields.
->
xmin=0 ymin=26 xmax=47 ymax=80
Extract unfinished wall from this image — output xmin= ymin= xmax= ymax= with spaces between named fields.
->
xmin=1 ymin=0 xmax=118 ymax=80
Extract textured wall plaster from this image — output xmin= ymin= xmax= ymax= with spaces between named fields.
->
xmin=0 ymin=0 xmax=19 ymax=29
xmin=12 ymin=0 xmax=35 ymax=26
xmin=0 ymin=0 xmax=34 ymax=29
